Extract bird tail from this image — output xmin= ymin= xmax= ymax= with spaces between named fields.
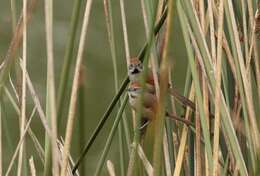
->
xmin=166 ymin=112 xmax=193 ymax=126
xmin=168 ymin=87 xmax=196 ymax=111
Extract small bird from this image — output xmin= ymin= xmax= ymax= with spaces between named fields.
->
xmin=127 ymin=81 xmax=157 ymax=133
xmin=128 ymin=82 xmax=157 ymax=118
xmin=128 ymin=57 xmax=196 ymax=111
xmin=127 ymin=81 xmax=193 ymax=128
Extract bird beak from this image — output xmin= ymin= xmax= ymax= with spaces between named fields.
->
xmin=132 ymin=68 xmax=140 ymax=74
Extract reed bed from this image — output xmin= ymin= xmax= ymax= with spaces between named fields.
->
xmin=0 ymin=0 xmax=259 ymax=175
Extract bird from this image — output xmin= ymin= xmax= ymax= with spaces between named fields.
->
xmin=127 ymin=81 xmax=193 ymax=130
xmin=128 ymin=57 xmax=196 ymax=111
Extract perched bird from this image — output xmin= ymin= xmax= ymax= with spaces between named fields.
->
xmin=128 ymin=57 xmax=195 ymax=111
xmin=128 ymin=82 xmax=157 ymax=118
xmin=127 ymin=81 xmax=157 ymax=133
xmin=127 ymin=81 xmax=193 ymax=129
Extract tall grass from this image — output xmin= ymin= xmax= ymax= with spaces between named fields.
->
xmin=0 ymin=0 xmax=259 ymax=175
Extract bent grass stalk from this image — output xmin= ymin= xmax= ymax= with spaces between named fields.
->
xmin=4 ymin=87 xmax=45 ymax=163
xmin=5 ymin=107 xmax=37 ymax=176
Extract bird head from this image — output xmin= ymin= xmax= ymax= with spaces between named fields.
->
xmin=128 ymin=57 xmax=143 ymax=81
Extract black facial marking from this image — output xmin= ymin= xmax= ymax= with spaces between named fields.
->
xmin=132 ymin=68 xmax=140 ymax=74
xmin=130 ymin=94 xmax=137 ymax=99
